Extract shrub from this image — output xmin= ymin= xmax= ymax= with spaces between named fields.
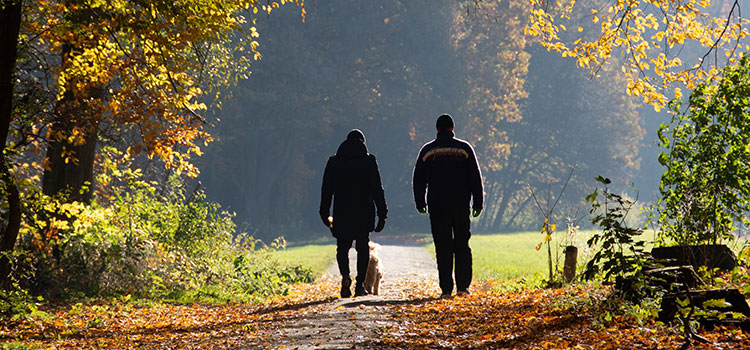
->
xmin=10 ymin=152 xmax=312 ymax=306
xmin=584 ymin=177 xmax=659 ymax=301
xmin=656 ymin=54 xmax=750 ymax=245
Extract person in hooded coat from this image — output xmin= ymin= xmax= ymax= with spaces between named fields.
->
xmin=320 ymin=129 xmax=387 ymax=297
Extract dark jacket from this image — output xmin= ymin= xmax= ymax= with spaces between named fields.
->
xmin=320 ymin=138 xmax=387 ymax=238
xmin=413 ymin=130 xmax=483 ymax=211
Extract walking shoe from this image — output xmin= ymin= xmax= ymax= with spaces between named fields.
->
xmin=354 ymin=284 xmax=369 ymax=297
xmin=341 ymin=277 xmax=352 ymax=298
xmin=440 ymin=292 xmax=452 ymax=298
xmin=456 ymin=290 xmax=470 ymax=296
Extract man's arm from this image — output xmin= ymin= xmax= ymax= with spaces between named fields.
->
xmin=319 ymin=158 xmax=335 ymax=226
xmin=370 ymin=156 xmax=387 ymax=232
xmin=467 ymin=144 xmax=483 ymax=211
xmin=370 ymin=156 xmax=387 ymax=219
xmin=412 ymin=149 xmax=427 ymax=212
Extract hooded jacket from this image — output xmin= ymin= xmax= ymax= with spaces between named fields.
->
xmin=320 ymin=132 xmax=387 ymax=238
xmin=413 ymin=129 xmax=483 ymax=211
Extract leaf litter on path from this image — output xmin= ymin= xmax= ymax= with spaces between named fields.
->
xmin=3 ymin=242 xmax=749 ymax=349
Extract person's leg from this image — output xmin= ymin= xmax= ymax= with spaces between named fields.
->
xmin=453 ymin=207 xmax=473 ymax=293
xmin=430 ymin=208 xmax=455 ymax=295
xmin=337 ymin=238 xmax=354 ymax=277
xmin=354 ymin=234 xmax=370 ymax=296
xmin=337 ymin=237 xmax=354 ymax=297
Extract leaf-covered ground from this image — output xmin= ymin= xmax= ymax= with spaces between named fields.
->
xmin=379 ymin=282 xmax=750 ymax=349
xmin=2 ymin=244 xmax=749 ymax=349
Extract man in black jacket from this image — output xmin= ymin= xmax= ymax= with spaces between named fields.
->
xmin=413 ymin=114 xmax=483 ymax=297
xmin=320 ymin=129 xmax=387 ymax=297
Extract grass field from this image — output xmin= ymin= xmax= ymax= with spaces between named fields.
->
xmin=269 ymin=231 xmax=600 ymax=282
xmin=269 ymin=243 xmax=337 ymax=277
xmin=271 ymin=230 xmax=747 ymax=283
xmin=469 ymin=231 xmax=597 ymax=281
xmin=417 ymin=230 xmax=601 ymax=282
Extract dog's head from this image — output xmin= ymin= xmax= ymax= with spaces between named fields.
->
xmin=368 ymin=242 xmax=381 ymax=252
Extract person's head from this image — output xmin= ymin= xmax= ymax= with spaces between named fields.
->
xmin=346 ymin=129 xmax=366 ymax=143
xmin=436 ymin=114 xmax=454 ymax=132
xmin=336 ymin=128 xmax=368 ymax=156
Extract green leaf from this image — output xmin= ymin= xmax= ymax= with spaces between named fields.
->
xmin=593 ymin=176 xmax=611 ymax=185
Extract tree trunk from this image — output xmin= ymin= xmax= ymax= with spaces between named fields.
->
xmin=42 ymin=117 xmax=98 ymax=202
xmin=563 ymin=245 xmax=577 ymax=283
xmin=0 ymin=0 xmax=23 ymax=288
xmin=41 ymin=6 xmax=101 ymax=203
xmin=502 ymin=194 xmax=533 ymax=231
xmin=0 ymin=158 xmax=21 ymax=289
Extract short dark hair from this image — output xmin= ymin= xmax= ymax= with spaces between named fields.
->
xmin=436 ymin=114 xmax=454 ymax=130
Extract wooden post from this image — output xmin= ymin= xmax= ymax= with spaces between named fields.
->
xmin=563 ymin=245 xmax=578 ymax=283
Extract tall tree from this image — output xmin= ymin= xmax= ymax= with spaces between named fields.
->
xmin=200 ymin=0 xmax=650 ymax=237
xmin=25 ymin=0 xmax=303 ymax=201
xmin=450 ymin=0 xmax=533 ymax=230
xmin=0 ymin=0 xmax=24 ymax=287
xmin=0 ymin=0 xmax=303 ymax=285
xmin=483 ymin=46 xmax=643 ymax=231
xmin=41 ymin=3 xmax=104 ymax=202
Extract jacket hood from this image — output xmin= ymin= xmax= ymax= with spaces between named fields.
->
xmin=336 ymin=138 xmax=368 ymax=156
xmin=346 ymin=129 xmax=366 ymax=143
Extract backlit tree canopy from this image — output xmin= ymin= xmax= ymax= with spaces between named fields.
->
xmin=523 ymin=0 xmax=748 ymax=109
xmin=24 ymin=0 xmax=304 ymax=176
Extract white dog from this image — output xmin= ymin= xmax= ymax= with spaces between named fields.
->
xmin=364 ymin=242 xmax=383 ymax=295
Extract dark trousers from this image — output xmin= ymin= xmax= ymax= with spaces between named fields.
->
xmin=429 ymin=206 xmax=472 ymax=294
xmin=336 ymin=234 xmax=370 ymax=286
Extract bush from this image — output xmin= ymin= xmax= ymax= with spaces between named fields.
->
xmin=10 ymin=155 xmax=312 ymax=306
xmin=0 ymin=282 xmax=36 ymax=319
xmin=584 ymin=177 xmax=652 ymax=282
xmin=656 ymin=54 xmax=750 ymax=245
xmin=584 ymin=177 xmax=661 ymax=302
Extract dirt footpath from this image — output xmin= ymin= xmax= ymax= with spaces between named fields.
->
xmin=324 ymin=242 xmax=439 ymax=287
xmin=247 ymin=241 xmax=439 ymax=349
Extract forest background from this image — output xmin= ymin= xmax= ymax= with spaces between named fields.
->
xmin=1 ymin=0 xmax=749 ymax=333
xmin=199 ymin=0 xmax=660 ymax=241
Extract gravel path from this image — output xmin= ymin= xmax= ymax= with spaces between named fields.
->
xmin=323 ymin=242 xmax=439 ymax=288
xmin=250 ymin=239 xmax=440 ymax=349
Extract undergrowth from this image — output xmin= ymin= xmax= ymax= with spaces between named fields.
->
xmin=2 ymin=148 xmax=312 ymax=318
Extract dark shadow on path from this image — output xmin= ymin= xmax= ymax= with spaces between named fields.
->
xmin=338 ymin=296 xmax=438 ymax=308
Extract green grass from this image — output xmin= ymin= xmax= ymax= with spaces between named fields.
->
xmin=269 ymin=243 xmax=337 ymax=277
xmin=273 ymin=229 xmax=748 ymax=284
xmin=1 ymin=342 xmax=35 ymax=350
xmin=426 ymin=230 xmax=602 ymax=282
xmin=272 ymin=231 xmax=600 ymax=282
xmin=470 ymin=232 xmax=550 ymax=281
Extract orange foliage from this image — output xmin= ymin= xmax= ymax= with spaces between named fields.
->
xmin=3 ymin=278 xmax=748 ymax=349
xmin=379 ymin=282 xmax=750 ymax=349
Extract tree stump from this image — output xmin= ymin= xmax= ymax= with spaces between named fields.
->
xmin=651 ymin=245 xmax=738 ymax=271
xmin=644 ymin=265 xmax=704 ymax=289
xmin=563 ymin=246 xmax=577 ymax=283
xmin=658 ymin=288 xmax=750 ymax=323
